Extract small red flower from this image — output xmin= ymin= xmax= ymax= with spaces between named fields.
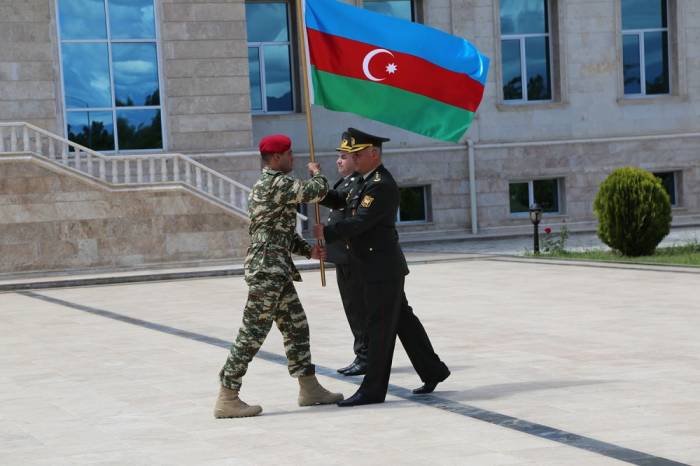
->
xmin=544 ymin=227 xmax=552 ymax=234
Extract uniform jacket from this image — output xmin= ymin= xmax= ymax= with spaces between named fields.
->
xmin=319 ymin=173 xmax=361 ymax=264
xmin=323 ymin=164 xmax=409 ymax=282
xmin=245 ymin=167 xmax=329 ymax=283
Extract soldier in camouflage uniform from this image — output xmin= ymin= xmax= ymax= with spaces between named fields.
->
xmin=214 ymin=134 xmax=344 ymax=418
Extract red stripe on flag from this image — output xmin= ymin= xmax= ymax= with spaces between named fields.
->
xmin=307 ymin=28 xmax=484 ymax=112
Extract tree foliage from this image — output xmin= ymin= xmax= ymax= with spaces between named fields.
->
xmin=593 ymin=167 xmax=672 ymax=256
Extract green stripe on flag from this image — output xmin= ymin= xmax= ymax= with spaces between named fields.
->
xmin=311 ymin=67 xmax=474 ymax=143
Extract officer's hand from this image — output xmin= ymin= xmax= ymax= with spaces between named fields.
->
xmin=313 ymin=223 xmax=325 ymax=240
xmin=310 ymin=244 xmax=326 ymax=261
xmin=307 ymin=162 xmax=321 ymax=175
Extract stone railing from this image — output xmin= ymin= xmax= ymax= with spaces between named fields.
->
xmin=0 ymin=122 xmax=308 ymax=233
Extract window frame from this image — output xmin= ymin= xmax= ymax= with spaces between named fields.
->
xmin=508 ymin=178 xmax=563 ymax=217
xmin=397 ymin=185 xmax=431 ymax=225
xmin=359 ymin=0 xmax=419 ymax=22
xmin=247 ymin=0 xmax=297 ymax=115
xmin=652 ymin=170 xmax=680 ymax=207
xmin=620 ymin=1 xmax=670 ymax=97
xmin=497 ymin=0 xmax=555 ymax=105
xmin=55 ymin=0 xmax=166 ymax=154
xmin=617 ymin=0 xmax=684 ymax=101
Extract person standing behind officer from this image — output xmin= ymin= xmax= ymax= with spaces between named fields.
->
xmin=314 ymin=128 xmax=450 ymax=407
xmin=214 ymin=134 xmax=344 ymax=418
xmin=319 ymin=151 xmax=368 ymax=376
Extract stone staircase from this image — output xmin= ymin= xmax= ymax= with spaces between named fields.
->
xmin=0 ymin=122 xmax=254 ymax=220
xmin=0 ymin=122 xmax=308 ymax=233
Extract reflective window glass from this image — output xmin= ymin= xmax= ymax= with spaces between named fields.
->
xmin=58 ymin=0 xmax=107 ymax=40
xmin=501 ymin=40 xmax=522 ymax=100
xmin=364 ymin=0 xmax=413 ymax=21
xmin=525 ymin=36 xmax=551 ymax=100
xmin=264 ymin=44 xmax=293 ymax=112
xmin=509 ymin=182 xmax=529 ymax=213
xmin=59 ymin=0 xmax=163 ymax=151
xmin=66 ymin=111 xmax=114 ymax=151
xmin=644 ymin=31 xmax=669 ymax=94
xmin=534 ymin=179 xmax=559 ymax=212
xmin=62 ymin=44 xmax=112 ymax=108
xmin=621 ymin=0 xmax=668 ymax=97
xmin=246 ymin=2 xmax=289 ymax=42
xmin=500 ymin=0 xmax=547 ymax=35
xmin=109 ymin=0 xmax=156 ymax=39
xmin=248 ymin=47 xmax=263 ymax=111
xmin=398 ymin=186 xmax=427 ymax=222
xmin=112 ymin=44 xmax=160 ymax=107
xmin=117 ymin=109 xmax=162 ymax=150
xmin=622 ymin=0 xmax=666 ymax=30
xmin=623 ymin=35 xmax=642 ymax=94
xmin=246 ymin=1 xmax=293 ymax=113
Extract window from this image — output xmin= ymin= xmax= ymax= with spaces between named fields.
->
xmin=397 ymin=186 xmax=430 ymax=223
xmin=622 ymin=0 xmax=669 ymax=96
xmin=653 ymin=171 xmax=678 ymax=206
xmin=509 ymin=179 xmax=561 ymax=214
xmin=500 ymin=0 xmax=552 ymax=102
xmin=246 ymin=1 xmax=294 ymax=113
xmin=362 ymin=0 xmax=415 ymax=21
xmin=57 ymin=0 xmax=163 ymax=152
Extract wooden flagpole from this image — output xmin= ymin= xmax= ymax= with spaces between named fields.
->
xmin=294 ymin=0 xmax=326 ymax=287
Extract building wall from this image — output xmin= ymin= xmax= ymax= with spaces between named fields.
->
xmin=160 ymin=0 xmax=254 ymax=152
xmin=474 ymin=0 xmax=700 ymax=144
xmin=0 ymin=159 xmax=250 ymax=274
xmin=250 ymin=0 xmax=700 ymax=233
xmin=0 ymin=1 xmax=61 ymax=133
xmin=283 ymin=146 xmax=471 ymax=232
xmin=0 ymin=1 xmax=255 ymax=153
xmin=1 ymin=0 xmax=699 ymax=243
xmin=474 ymin=136 xmax=700 ymax=229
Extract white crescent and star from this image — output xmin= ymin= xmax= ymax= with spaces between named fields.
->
xmin=362 ymin=48 xmax=398 ymax=82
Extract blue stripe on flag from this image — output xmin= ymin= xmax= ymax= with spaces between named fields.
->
xmin=305 ymin=0 xmax=489 ymax=86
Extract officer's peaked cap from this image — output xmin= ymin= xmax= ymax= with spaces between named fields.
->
xmin=337 ymin=128 xmax=390 ymax=153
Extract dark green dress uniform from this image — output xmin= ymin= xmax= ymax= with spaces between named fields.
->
xmin=324 ymin=163 xmax=450 ymax=402
xmin=320 ymin=174 xmax=368 ymax=368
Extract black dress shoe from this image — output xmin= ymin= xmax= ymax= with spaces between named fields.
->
xmin=337 ymin=358 xmax=360 ymax=374
xmin=412 ymin=370 xmax=450 ymax=394
xmin=341 ymin=361 xmax=367 ymax=376
xmin=337 ymin=391 xmax=383 ymax=407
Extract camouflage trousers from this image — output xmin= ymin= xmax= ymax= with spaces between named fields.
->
xmin=219 ymin=275 xmax=315 ymax=390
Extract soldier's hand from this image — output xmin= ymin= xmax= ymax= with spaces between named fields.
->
xmin=307 ymin=162 xmax=321 ymax=176
xmin=310 ymin=244 xmax=326 ymax=261
xmin=313 ymin=223 xmax=325 ymax=240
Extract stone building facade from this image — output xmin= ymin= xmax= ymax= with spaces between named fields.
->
xmin=1 ymin=0 xmax=699 ymax=272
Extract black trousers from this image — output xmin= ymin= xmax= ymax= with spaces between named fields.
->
xmin=336 ymin=263 xmax=368 ymax=363
xmin=359 ymin=275 xmax=449 ymax=400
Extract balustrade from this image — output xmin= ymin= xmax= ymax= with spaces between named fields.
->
xmin=0 ymin=122 xmax=312 ymax=226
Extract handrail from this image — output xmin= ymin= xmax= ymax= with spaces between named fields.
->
xmin=0 ymin=122 xmax=310 ymax=233
xmin=0 ymin=122 xmax=250 ymax=217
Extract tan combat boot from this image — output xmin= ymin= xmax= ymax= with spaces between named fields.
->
xmin=213 ymin=386 xmax=262 ymax=418
xmin=298 ymin=375 xmax=344 ymax=406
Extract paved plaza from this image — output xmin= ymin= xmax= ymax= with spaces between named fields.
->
xmin=2 ymin=251 xmax=699 ymax=465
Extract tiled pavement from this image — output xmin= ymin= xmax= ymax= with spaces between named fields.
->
xmin=1 ymin=250 xmax=699 ymax=465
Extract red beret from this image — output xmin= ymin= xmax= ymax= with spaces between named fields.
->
xmin=258 ymin=134 xmax=291 ymax=155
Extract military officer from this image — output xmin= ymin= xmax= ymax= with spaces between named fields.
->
xmin=319 ymin=150 xmax=367 ymax=376
xmin=314 ymin=128 xmax=450 ymax=407
xmin=214 ymin=134 xmax=344 ymax=418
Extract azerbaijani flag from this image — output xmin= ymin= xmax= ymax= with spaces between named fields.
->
xmin=304 ymin=0 xmax=489 ymax=143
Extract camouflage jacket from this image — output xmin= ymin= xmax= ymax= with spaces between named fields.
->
xmin=244 ymin=166 xmax=329 ymax=283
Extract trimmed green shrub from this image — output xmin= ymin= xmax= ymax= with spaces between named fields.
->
xmin=593 ymin=167 xmax=672 ymax=257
